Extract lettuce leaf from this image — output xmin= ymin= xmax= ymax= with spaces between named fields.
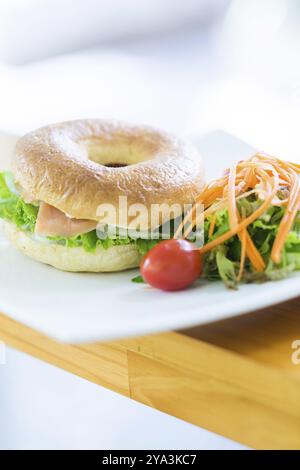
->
xmin=131 ymin=275 xmax=145 ymax=284
xmin=0 ymin=172 xmax=38 ymax=232
xmin=47 ymin=231 xmax=156 ymax=254
xmin=215 ymin=248 xmax=238 ymax=289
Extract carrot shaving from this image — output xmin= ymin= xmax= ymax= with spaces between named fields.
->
xmin=208 ymin=213 xmax=217 ymax=237
xmin=237 ymin=228 xmax=247 ymax=282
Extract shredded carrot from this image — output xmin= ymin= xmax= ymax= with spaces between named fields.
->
xmin=208 ymin=213 xmax=217 ymax=238
xmin=237 ymin=229 xmax=247 ymax=282
xmin=175 ymin=151 xmax=300 ymax=280
xmin=198 ymin=175 xmax=278 ymax=253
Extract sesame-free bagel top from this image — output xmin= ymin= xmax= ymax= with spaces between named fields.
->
xmin=12 ymin=119 xmax=205 ymax=230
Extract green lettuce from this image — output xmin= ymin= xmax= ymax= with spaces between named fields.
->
xmin=0 ymin=171 xmax=159 ymax=255
xmin=0 ymin=172 xmax=38 ymax=232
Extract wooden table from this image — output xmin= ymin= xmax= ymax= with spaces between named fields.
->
xmin=1 ymin=298 xmax=300 ymax=450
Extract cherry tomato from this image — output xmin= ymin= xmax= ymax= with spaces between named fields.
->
xmin=140 ymin=239 xmax=202 ymax=291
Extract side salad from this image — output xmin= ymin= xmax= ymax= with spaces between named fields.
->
xmin=138 ymin=153 xmax=300 ymax=290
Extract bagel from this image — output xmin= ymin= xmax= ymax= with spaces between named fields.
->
xmin=1 ymin=119 xmax=205 ymax=272
xmin=4 ymin=222 xmax=141 ymax=272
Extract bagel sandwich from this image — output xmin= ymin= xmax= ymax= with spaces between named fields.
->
xmin=0 ymin=120 xmax=205 ymax=272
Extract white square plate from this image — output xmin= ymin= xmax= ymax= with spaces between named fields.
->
xmin=1 ymin=130 xmax=299 ymax=343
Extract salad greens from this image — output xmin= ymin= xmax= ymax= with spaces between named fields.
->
xmin=203 ymin=196 xmax=300 ymax=288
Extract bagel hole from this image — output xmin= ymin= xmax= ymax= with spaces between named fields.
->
xmin=81 ymin=136 xmax=160 ymax=166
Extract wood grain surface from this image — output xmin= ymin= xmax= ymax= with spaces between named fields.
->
xmin=1 ymin=297 xmax=300 ymax=449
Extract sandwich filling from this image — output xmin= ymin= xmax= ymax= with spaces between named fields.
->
xmin=0 ymin=172 xmax=159 ymax=255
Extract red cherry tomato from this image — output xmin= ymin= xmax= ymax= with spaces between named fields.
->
xmin=140 ymin=239 xmax=202 ymax=292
